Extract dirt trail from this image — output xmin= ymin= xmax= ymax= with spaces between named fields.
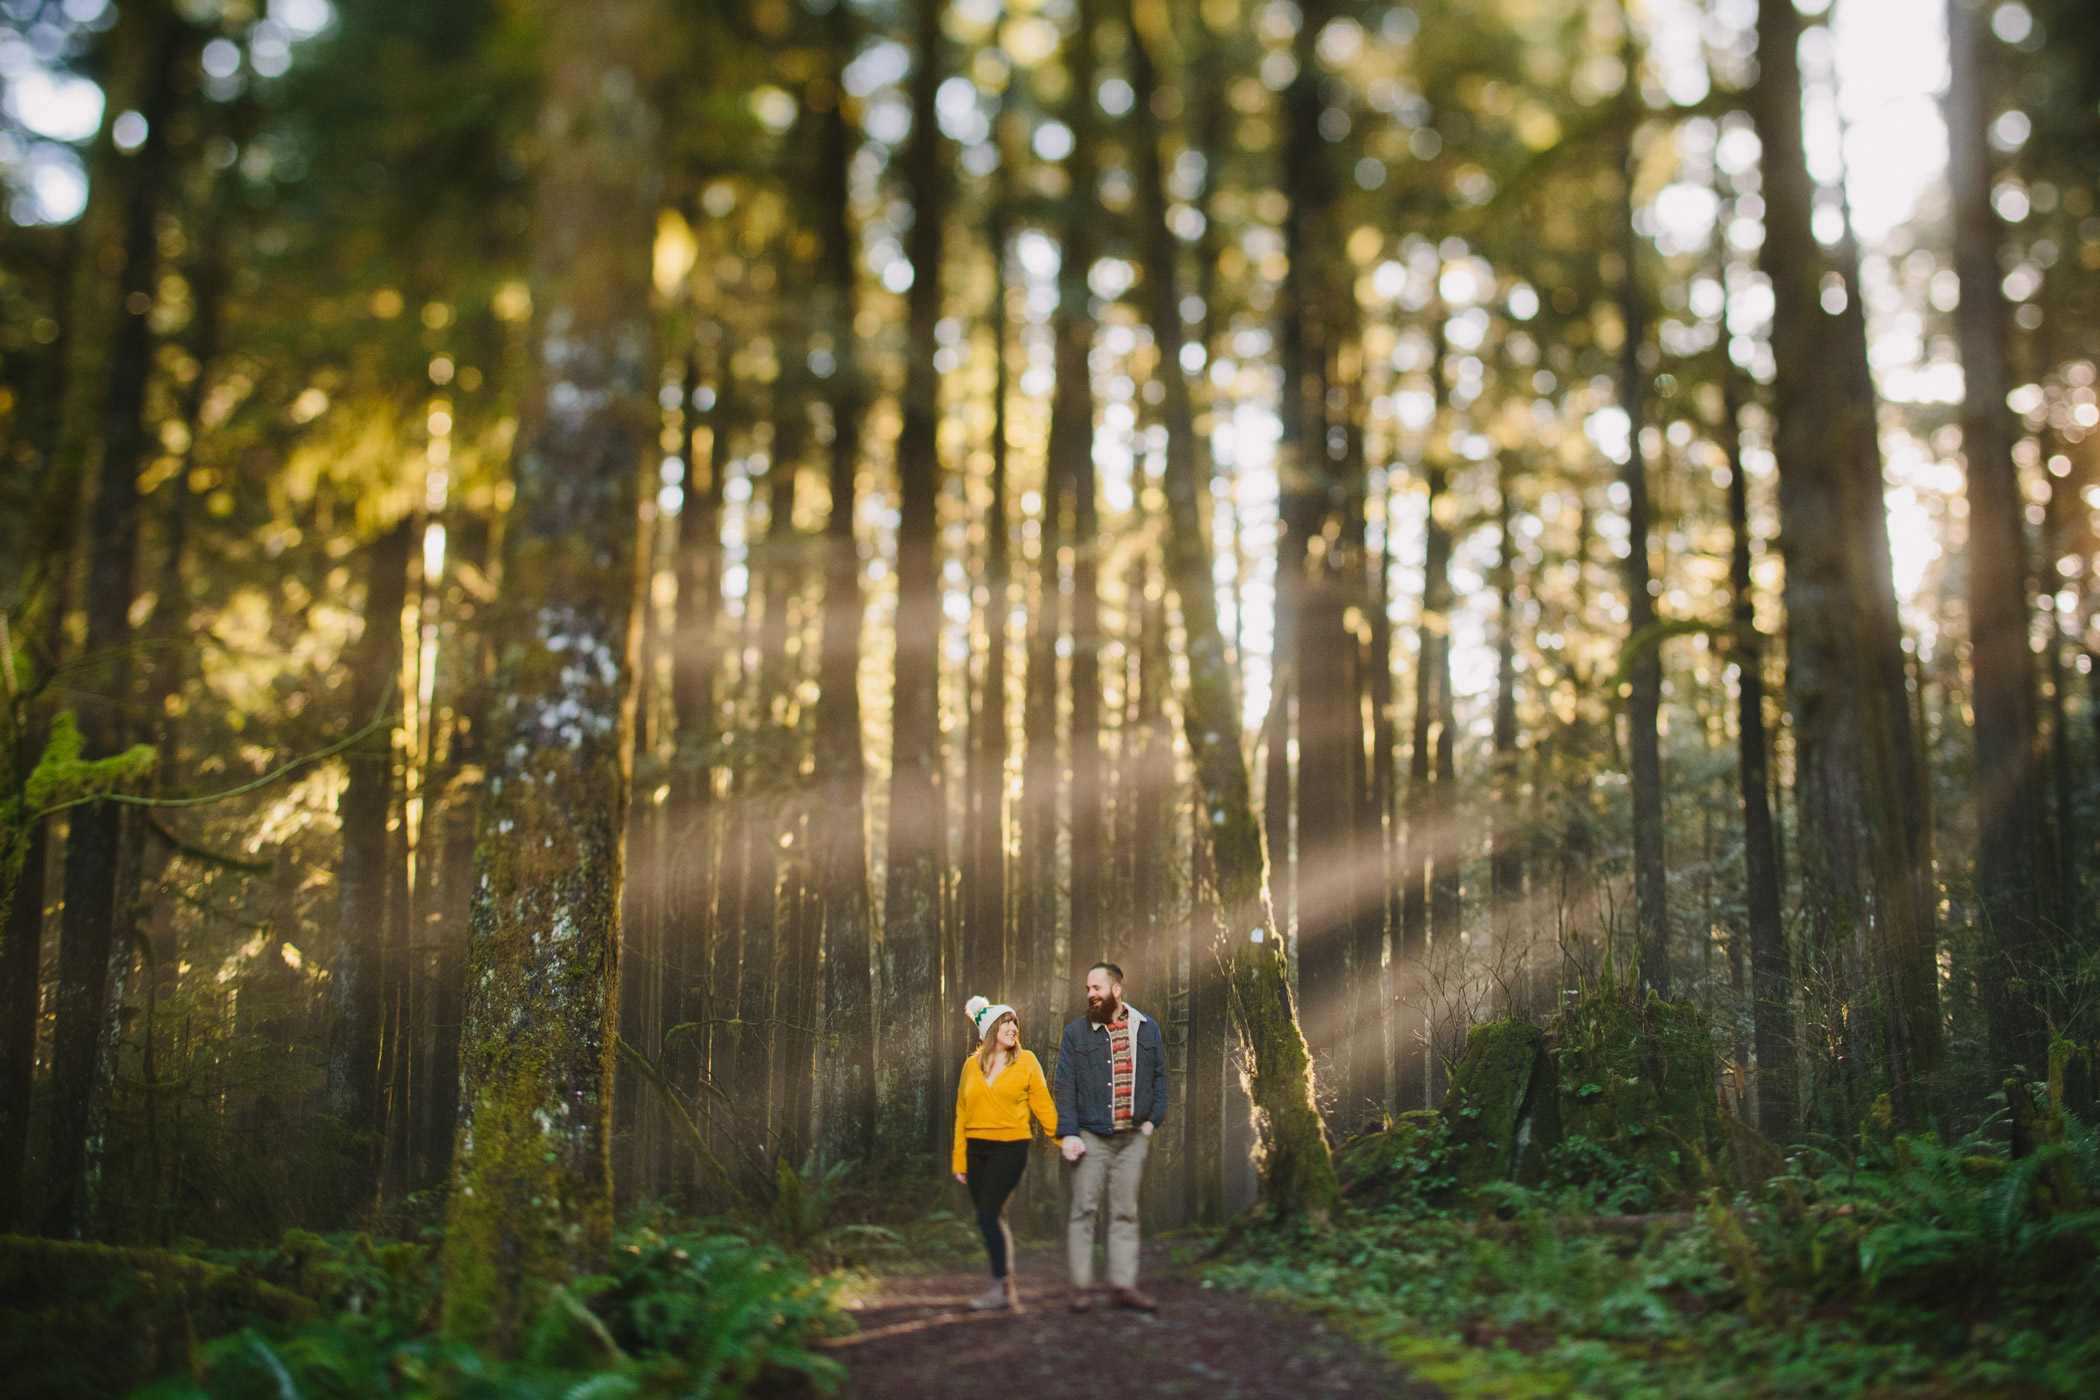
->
xmin=827 ymin=1243 xmax=1429 ymax=1398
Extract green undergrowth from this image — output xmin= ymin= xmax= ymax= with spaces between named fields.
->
xmin=5 ymin=1216 xmax=851 ymax=1400
xmin=1210 ymin=1091 xmax=2100 ymax=1398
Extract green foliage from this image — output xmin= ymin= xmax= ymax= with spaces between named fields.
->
xmin=1210 ymin=1101 xmax=2100 ymax=1398
xmin=113 ymin=1224 xmax=844 ymax=1400
xmin=0 ymin=1237 xmax=313 ymax=1400
xmin=1335 ymin=1110 xmax=1460 ymax=1214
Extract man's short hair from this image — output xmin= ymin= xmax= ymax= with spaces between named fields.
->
xmin=1089 ymin=961 xmax=1124 ymax=985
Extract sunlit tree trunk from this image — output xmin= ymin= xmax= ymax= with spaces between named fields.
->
xmin=674 ymin=357 xmax=728 ymax=1172
xmin=1948 ymin=0 xmax=2046 ymax=1077
xmin=1723 ymin=388 xmax=1796 ymax=1141
xmin=325 ymin=519 xmax=412 ymax=1176
xmin=1134 ymin=0 xmax=1335 ymax=1221
xmin=1616 ymin=121 xmax=1668 ymax=994
xmin=813 ymin=20 xmax=876 ymax=1169
xmin=43 ymin=0 xmax=184 ymax=1240
xmin=438 ymin=0 xmax=660 ymax=1346
xmin=877 ymin=0 xmax=950 ymax=1167
xmin=733 ymin=427 xmax=800 ymax=1151
xmin=2039 ymin=430 xmax=2082 ymax=960
xmin=1367 ymin=523 xmax=1399 ymax=1104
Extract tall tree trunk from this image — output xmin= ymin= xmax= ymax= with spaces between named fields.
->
xmin=1185 ymin=778 xmax=1228 ymax=1222
xmin=673 ymin=358 xmax=728 ymax=1179
xmin=1617 ymin=123 xmax=1668 ymax=994
xmin=0 ymin=817 xmax=48 ymax=1230
xmin=1947 ymin=0 xmax=2047 ymax=1077
xmin=438 ymin=0 xmax=659 ymax=1346
xmin=962 ymin=200 xmax=1011 ymax=1005
xmin=1491 ymin=456 xmax=1524 ymax=972
xmin=1368 ymin=521 xmax=1399 ymax=1104
xmin=734 ymin=428 xmax=800 ymax=1153
xmin=1723 ymin=388 xmax=1796 ymax=1141
xmin=2039 ymin=432 xmax=2083 ymax=960
xmin=1018 ymin=345 xmax=1062 ymax=1073
xmin=1056 ymin=0 xmax=1104 ymax=965
xmin=1131 ymin=556 xmax=1172 ymax=1010
xmin=43 ymin=0 xmax=183 ymax=1240
xmin=877 ymin=0 xmax=950 ymax=1168
xmin=813 ymin=19 xmax=875 ymax=1169
xmin=1753 ymin=0 xmax=1941 ymax=1128
xmin=1135 ymin=0 xmax=1336 ymax=1220
xmin=326 ymin=518 xmax=413 ymax=1189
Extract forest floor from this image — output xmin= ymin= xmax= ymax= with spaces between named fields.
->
xmin=826 ymin=1241 xmax=1433 ymax=1399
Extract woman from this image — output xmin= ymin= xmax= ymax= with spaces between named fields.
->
xmin=953 ymin=994 xmax=1057 ymax=1311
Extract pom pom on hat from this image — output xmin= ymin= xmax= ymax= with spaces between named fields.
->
xmin=965 ymin=995 xmax=1014 ymax=1040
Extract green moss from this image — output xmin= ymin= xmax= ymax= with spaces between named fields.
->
xmin=0 ymin=1236 xmax=312 ymax=1400
xmin=1439 ymin=1019 xmax=1562 ymax=1194
xmin=1550 ymin=988 xmax=1723 ymax=1200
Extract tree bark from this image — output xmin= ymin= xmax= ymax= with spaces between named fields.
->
xmin=813 ymin=17 xmax=876 ymax=1170
xmin=962 ymin=196 xmax=1011 ymax=1006
xmin=325 ymin=518 xmax=413 ymax=1176
xmin=1752 ymin=0 xmax=1941 ymax=1128
xmin=1055 ymin=0 xmax=1104 ymax=966
xmin=43 ymin=0 xmax=184 ymax=1240
xmin=672 ymin=358 xmax=727 ymax=1179
xmin=1491 ymin=456 xmax=1524 ymax=976
xmin=1722 ymin=388 xmax=1796 ymax=1142
xmin=1617 ymin=125 xmax=1668 ymax=994
xmin=876 ymin=0 xmax=950 ymax=1168
xmin=1947 ymin=0 xmax=2047 ymax=1078
xmin=1135 ymin=1 xmax=1336 ymax=1220
xmin=438 ymin=0 xmax=659 ymax=1347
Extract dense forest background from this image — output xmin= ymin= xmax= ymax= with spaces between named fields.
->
xmin=4 ymin=0 xmax=2100 ymax=1377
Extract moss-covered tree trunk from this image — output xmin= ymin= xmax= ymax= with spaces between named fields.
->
xmin=877 ymin=0 xmax=949 ymax=1168
xmin=1947 ymin=0 xmax=2046 ymax=1079
xmin=438 ymin=0 xmax=660 ymax=1349
xmin=1135 ymin=0 xmax=1336 ymax=1222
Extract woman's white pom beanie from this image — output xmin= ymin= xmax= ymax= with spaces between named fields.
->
xmin=965 ymin=995 xmax=1015 ymax=1041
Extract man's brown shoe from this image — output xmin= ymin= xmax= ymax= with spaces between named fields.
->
xmin=1111 ymin=1286 xmax=1159 ymax=1313
xmin=1068 ymin=1289 xmax=1095 ymax=1313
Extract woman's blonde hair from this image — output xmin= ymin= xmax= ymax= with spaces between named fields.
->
xmin=975 ymin=1010 xmax=1018 ymax=1075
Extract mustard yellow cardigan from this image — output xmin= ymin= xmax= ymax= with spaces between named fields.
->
xmin=951 ymin=1049 xmax=1057 ymax=1174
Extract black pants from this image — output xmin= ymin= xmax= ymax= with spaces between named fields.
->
xmin=965 ymin=1138 xmax=1031 ymax=1278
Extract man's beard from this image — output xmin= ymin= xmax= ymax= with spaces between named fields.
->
xmin=1086 ymin=993 xmax=1121 ymax=1024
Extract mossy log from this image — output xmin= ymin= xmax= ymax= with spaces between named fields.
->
xmin=1440 ymin=1018 xmax=1561 ymax=1192
xmin=1552 ymin=988 xmax=1724 ymax=1196
xmin=0 ymin=1236 xmax=312 ymax=1399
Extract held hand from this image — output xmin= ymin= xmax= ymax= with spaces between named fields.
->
xmin=954 ymin=1171 xmax=968 ymax=1185
xmin=1061 ymin=1135 xmax=1086 ymax=1162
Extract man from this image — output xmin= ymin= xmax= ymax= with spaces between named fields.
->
xmin=1052 ymin=961 xmax=1166 ymax=1313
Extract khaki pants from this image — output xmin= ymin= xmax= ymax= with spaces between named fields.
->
xmin=1067 ymin=1128 xmax=1150 ymax=1289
